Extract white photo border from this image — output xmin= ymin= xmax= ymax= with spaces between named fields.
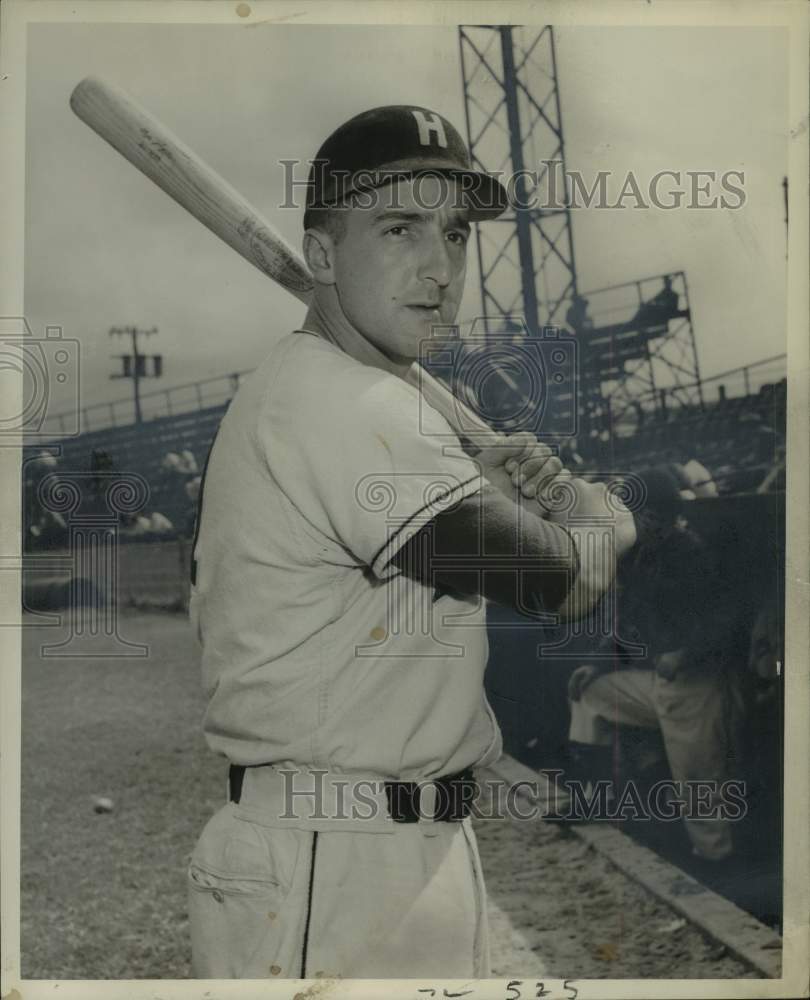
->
xmin=1 ymin=1 xmax=807 ymax=998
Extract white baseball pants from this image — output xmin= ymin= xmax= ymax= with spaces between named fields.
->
xmin=188 ymin=778 xmax=490 ymax=979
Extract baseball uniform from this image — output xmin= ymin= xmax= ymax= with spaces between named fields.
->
xmin=188 ymin=329 xmax=501 ymax=978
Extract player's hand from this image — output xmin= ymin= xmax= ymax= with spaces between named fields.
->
xmin=506 ymin=441 xmax=565 ymax=514
xmin=568 ymin=664 xmax=600 ymax=701
xmin=544 ymin=477 xmax=637 ymax=561
xmin=476 ymin=432 xmax=549 ymax=501
xmin=476 ymin=432 xmax=565 ymax=507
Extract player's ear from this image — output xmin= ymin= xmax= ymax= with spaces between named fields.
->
xmin=303 ymin=230 xmax=337 ymax=285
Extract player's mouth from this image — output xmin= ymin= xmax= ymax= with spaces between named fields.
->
xmin=406 ymin=304 xmax=443 ymax=321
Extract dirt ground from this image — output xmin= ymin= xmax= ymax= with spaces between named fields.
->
xmin=20 ymin=610 xmax=757 ymax=980
xmin=472 ymin=779 xmax=755 ymax=978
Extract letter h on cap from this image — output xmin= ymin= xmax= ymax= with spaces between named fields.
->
xmin=412 ymin=109 xmax=448 ymax=148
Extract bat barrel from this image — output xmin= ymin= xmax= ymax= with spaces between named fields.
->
xmin=70 ymin=76 xmax=314 ymax=304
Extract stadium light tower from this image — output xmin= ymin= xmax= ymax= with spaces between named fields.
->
xmin=459 ymin=25 xmax=579 ymax=332
xmin=458 ymin=25 xmax=704 ymax=444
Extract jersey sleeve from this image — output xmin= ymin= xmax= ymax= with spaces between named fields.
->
xmin=256 ymin=349 xmax=485 ymax=580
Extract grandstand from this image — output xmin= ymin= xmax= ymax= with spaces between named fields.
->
xmin=23 ymin=336 xmax=786 ymax=547
xmin=608 ymin=358 xmax=786 ymax=490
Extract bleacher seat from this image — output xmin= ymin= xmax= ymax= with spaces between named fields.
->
xmin=25 ymin=402 xmax=230 ymax=537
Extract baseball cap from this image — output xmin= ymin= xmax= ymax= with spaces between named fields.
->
xmin=305 ymin=106 xmax=509 ymax=222
xmin=637 ymin=465 xmax=683 ymax=514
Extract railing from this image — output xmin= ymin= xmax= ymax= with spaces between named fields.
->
xmin=606 ymin=353 xmax=787 ymax=442
xmin=642 ymin=353 xmax=786 ymax=414
xmin=40 ymin=369 xmax=254 ymax=436
xmin=579 ymin=270 xmax=689 ymax=327
xmin=684 ymin=354 xmax=787 ymax=401
xmin=38 ymin=344 xmax=787 ymax=441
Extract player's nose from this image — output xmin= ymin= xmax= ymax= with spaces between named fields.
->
xmin=417 ymin=230 xmax=452 ymax=288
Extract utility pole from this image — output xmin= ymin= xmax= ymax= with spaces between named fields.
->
xmin=109 ymin=326 xmax=161 ymax=424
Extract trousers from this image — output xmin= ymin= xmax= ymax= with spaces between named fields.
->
xmin=569 ymin=668 xmax=741 ymax=860
xmin=188 ymin=766 xmax=491 ymax=979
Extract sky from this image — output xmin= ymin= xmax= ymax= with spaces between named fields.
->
xmin=24 ymin=22 xmax=788 ymax=420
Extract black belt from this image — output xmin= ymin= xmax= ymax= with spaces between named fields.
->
xmin=385 ymin=769 xmax=477 ymax=823
xmin=228 ymin=765 xmax=477 ymax=823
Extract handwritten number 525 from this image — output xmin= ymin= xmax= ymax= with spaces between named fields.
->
xmin=504 ymin=982 xmax=578 ymax=1000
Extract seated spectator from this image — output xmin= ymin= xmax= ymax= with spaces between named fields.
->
xmin=161 ymin=451 xmax=183 ymax=473
xmin=652 ymin=274 xmax=680 ymax=314
xmin=158 ymin=450 xmax=199 ymax=525
xmin=125 ymin=513 xmax=153 ymax=537
xmin=565 ymin=295 xmax=593 ymax=334
xmin=178 ymin=449 xmax=199 ymax=475
xmin=673 ymin=458 xmax=719 ymax=498
xmin=24 ymin=452 xmax=65 ymax=550
xmin=722 ymin=421 xmax=780 ymax=494
xmin=633 ymin=275 xmax=681 ymax=331
xmin=29 ymin=509 xmax=68 ymax=549
xmin=563 ymin=465 xmax=743 ymax=862
xmin=34 ymin=450 xmax=58 ymax=471
xmin=185 ymin=476 xmax=201 ymax=504
xmin=90 ymin=448 xmax=114 ymax=478
xmin=149 ymin=511 xmax=175 ymax=535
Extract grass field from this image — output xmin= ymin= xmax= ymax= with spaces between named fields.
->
xmin=20 ymin=610 xmax=756 ymax=980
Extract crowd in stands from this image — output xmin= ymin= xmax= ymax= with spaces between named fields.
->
xmin=23 ymin=451 xmax=67 ymax=550
xmin=23 ymin=447 xmax=203 ymax=551
xmin=24 ymin=369 xmax=787 ymax=552
xmin=607 ymin=378 xmax=787 ymax=496
xmin=115 ymin=449 xmax=202 ymax=541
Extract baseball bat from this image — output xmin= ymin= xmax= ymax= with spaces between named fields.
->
xmin=70 ymin=75 xmax=314 ymax=303
xmin=69 ymin=75 xmax=500 ymax=445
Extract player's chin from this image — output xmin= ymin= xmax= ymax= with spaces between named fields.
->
xmin=373 ymin=329 xmax=418 ymax=366
xmin=401 ymin=310 xmax=446 ymax=349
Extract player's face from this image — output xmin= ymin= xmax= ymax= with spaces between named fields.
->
xmin=332 ymin=176 xmax=470 ymax=364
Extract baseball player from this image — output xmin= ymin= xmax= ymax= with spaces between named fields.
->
xmin=187 ymin=106 xmax=637 ymax=980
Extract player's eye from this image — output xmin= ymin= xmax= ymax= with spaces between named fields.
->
xmin=446 ymin=230 xmax=469 ymax=246
xmin=385 ymin=225 xmax=410 ymax=237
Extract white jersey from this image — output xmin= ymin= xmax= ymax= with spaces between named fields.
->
xmin=190 ymin=331 xmax=502 ymax=781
